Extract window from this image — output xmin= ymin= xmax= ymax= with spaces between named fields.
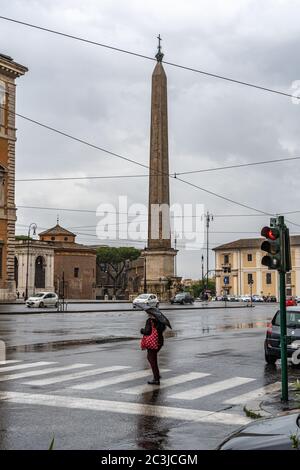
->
xmin=74 ymin=267 xmax=79 ymax=278
xmin=0 ymin=165 xmax=5 ymax=207
xmin=247 ymin=273 xmax=253 ymax=284
xmin=64 ymin=237 xmax=68 ymax=241
xmin=247 ymin=254 xmax=252 ymax=262
xmin=266 ymin=273 xmax=272 ymax=285
xmin=0 ymin=80 xmax=7 ymax=130
xmin=51 ymin=236 xmax=55 ymax=241
xmin=224 ymin=254 xmax=229 ymax=264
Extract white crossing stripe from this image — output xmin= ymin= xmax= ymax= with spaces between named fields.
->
xmin=224 ymin=381 xmax=281 ymax=405
xmin=0 ymin=360 xmax=22 ymax=365
xmin=0 ymin=391 xmax=250 ymax=426
xmin=70 ymin=369 xmax=170 ymax=390
xmin=0 ymin=364 xmax=92 ymax=382
xmin=120 ymin=372 xmax=210 ymax=395
xmin=169 ymin=377 xmax=256 ymax=400
xmin=22 ymin=366 xmax=131 ymax=386
xmin=0 ymin=362 xmax=56 ymax=373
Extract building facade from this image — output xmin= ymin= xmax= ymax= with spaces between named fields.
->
xmin=39 ymin=224 xmax=97 ymax=300
xmin=14 ymin=239 xmax=54 ymax=297
xmin=0 ymin=53 xmax=27 ymax=300
xmin=214 ymin=237 xmax=300 ymax=298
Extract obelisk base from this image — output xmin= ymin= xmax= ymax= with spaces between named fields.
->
xmin=142 ymin=248 xmax=180 ymax=301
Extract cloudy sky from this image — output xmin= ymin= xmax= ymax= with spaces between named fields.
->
xmin=1 ymin=0 xmax=300 ymax=278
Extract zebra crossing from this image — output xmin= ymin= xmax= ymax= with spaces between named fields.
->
xmin=0 ymin=359 xmax=279 ymax=426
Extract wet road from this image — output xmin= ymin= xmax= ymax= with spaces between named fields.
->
xmin=0 ymin=303 xmax=299 ymax=450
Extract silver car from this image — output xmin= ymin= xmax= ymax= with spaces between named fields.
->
xmin=26 ymin=292 xmax=58 ymax=308
xmin=132 ymin=293 xmax=159 ymax=309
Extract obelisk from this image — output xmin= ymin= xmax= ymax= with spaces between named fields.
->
xmin=143 ymin=36 xmax=177 ymax=299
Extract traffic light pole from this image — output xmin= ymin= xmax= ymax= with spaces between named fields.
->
xmin=278 ymin=216 xmax=288 ymax=402
xmin=279 ymin=270 xmax=288 ymax=402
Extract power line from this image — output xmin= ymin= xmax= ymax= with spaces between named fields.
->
xmin=0 ymin=15 xmax=298 ymax=101
xmin=15 ymin=154 xmax=300 ymax=182
xmin=175 ymin=155 xmax=300 ymax=176
xmin=1 ymin=105 xmax=272 ymax=216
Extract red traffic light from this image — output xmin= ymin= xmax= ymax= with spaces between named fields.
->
xmin=261 ymin=226 xmax=279 ymax=240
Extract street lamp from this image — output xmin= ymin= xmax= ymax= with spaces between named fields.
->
xmin=25 ymin=223 xmax=37 ymax=301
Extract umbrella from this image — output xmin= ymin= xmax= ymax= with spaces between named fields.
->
xmin=137 ymin=304 xmax=172 ymax=329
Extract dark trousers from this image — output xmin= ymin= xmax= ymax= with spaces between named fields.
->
xmin=147 ymin=346 xmax=162 ymax=381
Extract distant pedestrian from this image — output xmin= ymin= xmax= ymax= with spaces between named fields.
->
xmin=16 ymin=291 xmax=20 ymax=299
xmin=140 ymin=310 xmax=166 ymax=385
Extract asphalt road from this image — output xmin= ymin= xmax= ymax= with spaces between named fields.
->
xmin=0 ymin=303 xmax=299 ymax=450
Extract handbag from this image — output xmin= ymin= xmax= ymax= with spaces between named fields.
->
xmin=140 ymin=320 xmax=159 ymax=350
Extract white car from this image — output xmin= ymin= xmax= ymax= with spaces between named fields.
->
xmin=132 ymin=293 xmax=159 ymax=309
xmin=26 ymin=292 xmax=58 ymax=308
xmin=240 ymin=295 xmax=252 ymax=302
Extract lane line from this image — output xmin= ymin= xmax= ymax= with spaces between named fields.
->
xmin=22 ymin=366 xmax=131 ymax=386
xmin=0 ymin=362 xmax=56 ymax=373
xmin=71 ymin=369 xmax=170 ymax=390
xmin=120 ymin=372 xmax=210 ymax=395
xmin=169 ymin=377 xmax=256 ymax=400
xmin=0 ymin=360 xmax=22 ymax=365
xmin=0 ymin=391 xmax=250 ymax=426
xmin=224 ymin=382 xmax=281 ymax=405
xmin=0 ymin=364 xmax=92 ymax=382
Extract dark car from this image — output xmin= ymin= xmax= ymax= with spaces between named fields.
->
xmin=264 ymin=307 xmax=300 ymax=364
xmin=218 ymin=412 xmax=300 ymax=450
xmin=170 ymin=292 xmax=194 ymax=305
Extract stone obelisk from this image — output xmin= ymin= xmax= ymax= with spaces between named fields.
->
xmin=143 ymin=36 xmax=177 ymax=299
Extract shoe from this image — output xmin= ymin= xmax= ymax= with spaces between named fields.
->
xmin=147 ymin=380 xmax=160 ymax=385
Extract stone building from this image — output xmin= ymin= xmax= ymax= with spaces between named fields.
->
xmin=214 ymin=236 xmax=300 ymax=298
xmin=14 ymin=238 xmax=54 ymax=297
xmin=0 ymin=53 xmax=27 ymax=300
xmin=39 ymin=224 xmax=97 ymax=299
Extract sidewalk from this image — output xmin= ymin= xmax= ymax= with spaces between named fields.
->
xmin=244 ymin=380 xmax=300 ymax=420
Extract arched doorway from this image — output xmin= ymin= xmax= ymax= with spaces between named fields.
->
xmin=14 ymin=257 xmax=18 ymax=288
xmin=35 ymin=256 xmax=45 ymax=289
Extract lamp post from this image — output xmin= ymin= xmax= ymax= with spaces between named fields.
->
xmin=25 ymin=223 xmax=37 ymax=300
xmin=201 ymin=254 xmax=204 ymax=294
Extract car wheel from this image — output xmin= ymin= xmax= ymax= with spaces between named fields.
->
xmin=265 ymin=350 xmax=277 ymax=364
xmin=181 ymin=301 xmax=184 ymax=305
xmin=39 ymin=302 xmax=44 ymax=308
xmin=156 ymin=303 xmax=159 ymax=307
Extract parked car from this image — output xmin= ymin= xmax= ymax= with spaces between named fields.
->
xmin=252 ymin=295 xmax=264 ymax=302
xmin=132 ymin=293 xmax=159 ymax=309
xmin=170 ymin=292 xmax=194 ymax=305
xmin=264 ymin=307 xmax=300 ymax=364
xmin=240 ymin=295 xmax=251 ymax=302
xmin=286 ymin=296 xmax=297 ymax=307
xmin=266 ymin=295 xmax=277 ymax=302
xmin=295 ymin=296 xmax=300 ymax=304
xmin=26 ymin=292 xmax=58 ymax=308
xmin=218 ymin=412 xmax=300 ymax=450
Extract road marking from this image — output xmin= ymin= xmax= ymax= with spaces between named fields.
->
xmin=0 ymin=364 xmax=92 ymax=382
xmin=224 ymin=382 xmax=281 ymax=405
xmin=0 ymin=362 xmax=56 ymax=373
xmin=169 ymin=377 xmax=256 ymax=400
xmin=0 ymin=391 xmax=250 ymax=426
xmin=70 ymin=369 xmax=170 ymax=390
xmin=120 ymin=372 xmax=210 ymax=395
xmin=0 ymin=360 xmax=22 ymax=365
xmin=22 ymin=366 xmax=131 ymax=386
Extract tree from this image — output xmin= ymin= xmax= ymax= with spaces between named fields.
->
xmin=187 ymin=278 xmax=216 ymax=298
xmin=96 ymin=246 xmax=141 ymax=295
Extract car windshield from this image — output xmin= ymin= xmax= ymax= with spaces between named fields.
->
xmin=274 ymin=311 xmax=300 ymax=327
xmin=137 ymin=294 xmax=149 ymax=299
xmin=175 ymin=294 xmax=185 ymax=298
xmin=32 ymin=293 xmax=45 ymax=298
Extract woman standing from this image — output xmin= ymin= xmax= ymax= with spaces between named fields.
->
xmin=141 ymin=311 xmax=166 ymax=385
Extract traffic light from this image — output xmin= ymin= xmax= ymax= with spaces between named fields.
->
xmin=261 ymin=225 xmax=281 ymax=270
xmin=260 ymin=219 xmax=291 ymax=273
